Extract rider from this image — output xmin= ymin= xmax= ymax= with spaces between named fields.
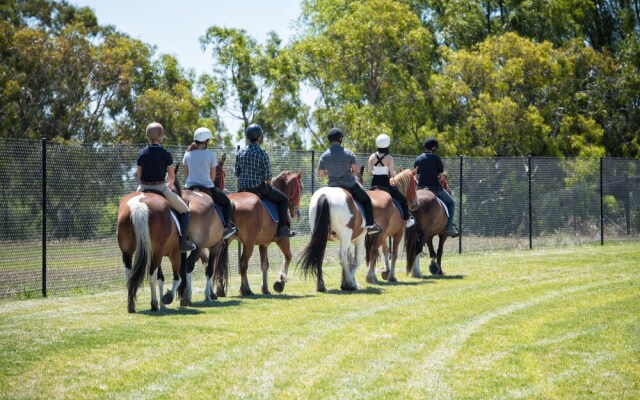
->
xmin=367 ymin=134 xmax=415 ymax=228
xmin=413 ymin=137 xmax=460 ymax=237
xmin=317 ymin=128 xmax=382 ymax=235
xmin=136 ymin=122 xmax=196 ymax=252
xmin=182 ymin=127 xmax=238 ymax=240
xmin=235 ymin=124 xmax=296 ymax=239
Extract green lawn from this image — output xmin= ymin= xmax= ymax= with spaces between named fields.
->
xmin=0 ymin=242 xmax=638 ymax=399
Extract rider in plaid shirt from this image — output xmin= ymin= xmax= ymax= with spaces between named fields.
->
xmin=235 ymin=124 xmax=296 ymax=239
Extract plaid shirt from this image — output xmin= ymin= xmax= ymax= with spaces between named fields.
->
xmin=235 ymin=143 xmax=272 ymax=190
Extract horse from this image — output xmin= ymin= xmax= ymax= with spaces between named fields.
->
xmin=404 ymin=188 xmax=450 ymax=277
xmin=173 ymin=174 xmax=228 ymax=306
xmin=363 ymin=167 xmax=418 ymax=283
xmin=298 ymin=183 xmax=368 ymax=292
xmin=117 ymin=191 xmax=182 ymax=313
xmin=214 ymin=171 xmax=303 ymax=296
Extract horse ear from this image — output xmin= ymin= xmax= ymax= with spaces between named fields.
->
xmin=412 ymin=167 xmax=418 ymax=174
xmin=221 ymin=153 xmax=227 ymax=163
xmin=297 ymin=170 xmax=303 ymax=178
xmin=399 ymin=166 xmax=404 ymax=172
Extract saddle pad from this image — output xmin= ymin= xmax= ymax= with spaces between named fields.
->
xmin=170 ymin=209 xmax=181 ymax=236
xmin=260 ymin=199 xmax=279 ymax=223
xmin=437 ymin=197 xmax=449 ymax=218
xmin=391 ymin=198 xmax=405 ymax=219
xmin=212 ymin=202 xmax=226 ymax=226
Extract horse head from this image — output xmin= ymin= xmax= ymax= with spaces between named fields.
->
xmin=272 ymin=170 xmax=303 ymax=220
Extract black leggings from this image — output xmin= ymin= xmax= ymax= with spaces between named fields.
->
xmin=345 ymin=184 xmax=375 ymax=226
xmin=371 ymin=184 xmax=410 ymax=220
xmin=256 ymin=182 xmax=289 ymax=228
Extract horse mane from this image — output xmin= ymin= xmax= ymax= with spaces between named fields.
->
xmin=391 ymin=168 xmax=412 ymax=194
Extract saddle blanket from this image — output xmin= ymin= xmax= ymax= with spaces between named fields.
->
xmin=261 ymin=199 xmax=279 ymax=223
xmin=212 ymin=203 xmax=226 ymax=226
xmin=170 ymin=209 xmax=181 ymax=236
xmin=437 ymin=198 xmax=449 ymax=218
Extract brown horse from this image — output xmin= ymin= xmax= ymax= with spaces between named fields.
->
xmin=174 ymin=178 xmax=228 ymax=306
xmin=117 ymin=192 xmax=182 ymax=313
xmin=404 ymin=188 xmax=450 ymax=277
xmin=364 ymin=167 xmax=418 ymax=283
xmin=214 ymin=171 xmax=303 ymax=296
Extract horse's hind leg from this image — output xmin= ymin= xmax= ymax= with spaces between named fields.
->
xmin=259 ymin=245 xmax=270 ymax=295
xmin=388 ymin=232 xmax=403 ymax=282
xmin=380 ymin=240 xmax=391 ymax=281
xmin=148 ymin=263 xmax=160 ymax=312
xmin=122 ymin=252 xmax=133 ymax=284
xmin=239 ymin=244 xmax=255 ymax=296
xmin=179 ymin=247 xmax=200 ymax=305
xmin=273 ymin=240 xmax=292 ymax=294
xmin=340 ymin=236 xmax=358 ymax=291
xmin=365 ymin=235 xmax=381 ymax=285
xmin=435 ymin=234 xmax=446 ymax=275
xmin=427 ymin=238 xmax=440 ymax=275
xmin=161 ymin=253 xmax=182 ymax=307
xmin=204 ymin=245 xmax=220 ymax=302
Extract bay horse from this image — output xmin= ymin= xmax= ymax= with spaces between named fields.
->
xmin=298 ymin=185 xmax=367 ymax=292
xmin=364 ymin=167 xmax=418 ymax=283
xmin=404 ymin=188 xmax=450 ymax=277
xmin=117 ymin=192 xmax=182 ymax=313
xmin=214 ymin=171 xmax=303 ymax=296
xmin=174 ymin=175 xmax=228 ymax=306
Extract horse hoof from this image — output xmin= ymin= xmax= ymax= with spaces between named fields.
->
xmin=273 ymin=281 xmax=285 ymax=293
xmin=389 ymin=276 xmax=398 ymax=282
xmin=127 ymin=305 xmax=136 ymax=314
xmin=180 ymin=298 xmax=191 ymax=307
xmin=150 ymin=302 xmax=159 ymax=312
xmin=262 ymin=289 xmax=271 ymax=295
xmin=162 ymin=292 xmax=174 ymax=305
xmin=240 ymin=289 xmax=254 ymax=296
xmin=429 ymin=261 xmax=440 ymax=275
xmin=381 ymin=271 xmax=389 ymax=280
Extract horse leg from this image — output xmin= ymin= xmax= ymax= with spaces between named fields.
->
xmin=380 ymin=240 xmax=391 ymax=281
xmin=339 ymin=236 xmax=357 ymax=291
xmin=273 ymin=239 xmax=292 ymax=294
xmin=239 ymin=243 xmax=255 ymax=296
xmin=365 ymin=235 xmax=381 ymax=285
xmin=411 ymin=235 xmax=428 ymax=279
xmin=161 ymin=253 xmax=182 ymax=307
xmin=436 ymin=234 xmax=446 ymax=275
xmin=259 ymin=245 xmax=270 ymax=295
xmin=148 ymin=263 xmax=160 ymax=312
xmin=204 ymin=244 xmax=221 ymax=302
xmin=179 ymin=247 xmax=200 ymax=306
xmin=426 ymin=237 xmax=440 ymax=275
xmin=388 ymin=232 xmax=403 ymax=282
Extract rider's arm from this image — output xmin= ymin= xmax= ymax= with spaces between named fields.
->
xmin=351 ymin=164 xmax=359 ymax=174
xmin=367 ymin=155 xmax=374 ymax=176
xmin=136 ymin=166 xmax=142 ymax=182
xmin=388 ymin=157 xmax=395 ymax=177
xmin=166 ymin=165 xmax=176 ymax=190
xmin=210 ymin=166 xmax=216 ymax=182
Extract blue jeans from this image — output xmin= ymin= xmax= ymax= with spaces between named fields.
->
xmin=434 ymin=188 xmax=455 ymax=228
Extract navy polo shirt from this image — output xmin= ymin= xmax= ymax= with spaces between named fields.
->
xmin=136 ymin=144 xmax=173 ymax=182
xmin=414 ymin=151 xmax=444 ymax=190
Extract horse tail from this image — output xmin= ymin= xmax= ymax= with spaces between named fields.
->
xmin=298 ymin=194 xmax=330 ymax=277
xmin=213 ymin=239 xmax=229 ymax=296
xmin=127 ymin=199 xmax=152 ymax=304
xmin=404 ymin=223 xmax=419 ymax=274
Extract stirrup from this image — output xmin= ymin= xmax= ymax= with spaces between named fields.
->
xmin=366 ymin=224 xmax=382 ymax=235
xmin=277 ymin=226 xmax=296 ymax=239
xmin=222 ymin=224 xmax=238 ymax=240
xmin=180 ymin=240 xmax=196 ymax=252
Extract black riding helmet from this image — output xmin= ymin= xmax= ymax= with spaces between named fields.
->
xmin=245 ymin=124 xmax=263 ymax=142
xmin=327 ymin=128 xmax=344 ymax=143
xmin=423 ymin=137 xmax=438 ymax=151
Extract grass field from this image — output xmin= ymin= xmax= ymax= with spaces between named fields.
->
xmin=0 ymin=242 xmax=638 ymax=399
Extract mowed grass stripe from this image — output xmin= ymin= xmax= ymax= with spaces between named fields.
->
xmin=0 ymin=242 xmax=638 ymax=399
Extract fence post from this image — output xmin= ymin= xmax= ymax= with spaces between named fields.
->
xmin=458 ymin=155 xmax=463 ymax=254
xmin=41 ymin=138 xmax=47 ymax=297
xmin=528 ymin=155 xmax=532 ymax=250
xmin=600 ymin=157 xmax=604 ymax=245
xmin=311 ymin=149 xmax=315 ymax=193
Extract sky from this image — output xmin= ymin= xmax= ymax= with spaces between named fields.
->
xmin=71 ymin=0 xmax=302 ymax=76
xmin=70 ymin=0 xmax=305 ymax=141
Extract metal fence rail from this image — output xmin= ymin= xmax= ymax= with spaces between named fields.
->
xmin=0 ymin=138 xmax=638 ymax=298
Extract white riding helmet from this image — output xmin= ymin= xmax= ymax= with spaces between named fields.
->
xmin=193 ymin=127 xmax=213 ymax=142
xmin=376 ymin=134 xmax=391 ymax=148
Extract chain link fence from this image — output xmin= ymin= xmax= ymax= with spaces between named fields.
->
xmin=1 ymin=138 xmax=638 ymax=298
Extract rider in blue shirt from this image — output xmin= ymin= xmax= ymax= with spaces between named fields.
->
xmin=414 ymin=138 xmax=460 ymax=237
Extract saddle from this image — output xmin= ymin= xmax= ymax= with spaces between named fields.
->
xmin=369 ymin=186 xmax=405 ymax=219
xmin=237 ymin=189 xmax=280 ymax=223
xmin=185 ymin=185 xmax=229 ymax=226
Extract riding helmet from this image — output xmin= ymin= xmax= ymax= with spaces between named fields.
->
xmin=327 ymin=128 xmax=344 ymax=143
xmin=193 ymin=127 xmax=213 ymax=142
xmin=376 ymin=134 xmax=391 ymax=148
xmin=423 ymin=137 xmax=438 ymax=150
xmin=245 ymin=124 xmax=263 ymax=141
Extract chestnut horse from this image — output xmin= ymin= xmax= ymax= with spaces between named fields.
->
xmin=214 ymin=171 xmax=303 ymax=296
xmin=174 ymin=178 xmax=228 ymax=306
xmin=364 ymin=167 xmax=418 ymax=283
xmin=117 ymin=192 xmax=182 ymax=313
xmin=404 ymin=188 xmax=450 ymax=277
xmin=298 ymin=185 xmax=367 ymax=292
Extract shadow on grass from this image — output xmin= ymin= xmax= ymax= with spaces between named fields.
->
xmin=189 ymin=299 xmax=243 ymax=308
xmin=326 ymin=286 xmax=383 ymax=295
xmin=138 ymin=307 xmax=205 ymax=316
xmin=422 ymin=274 xmax=465 ymax=280
xmin=229 ymin=293 xmax=316 ymax=301
xmin=376 ymin=279 xmax=431 ymax=286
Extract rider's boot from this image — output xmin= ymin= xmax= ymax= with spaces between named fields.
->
xmin=277 ymin=225 xmax=296 ymax=239
xmin=222 ymin=222 xmax=238 ymax=240
xmin=178 ymin=212 xmax=196 ymax=252
xmin=446 ymin=223 xmax=460 ymax=238
xmin=405 ymin=215 xmax=416 ymax=228
xmin=366 ymin=223 xmax=382 ymax=235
